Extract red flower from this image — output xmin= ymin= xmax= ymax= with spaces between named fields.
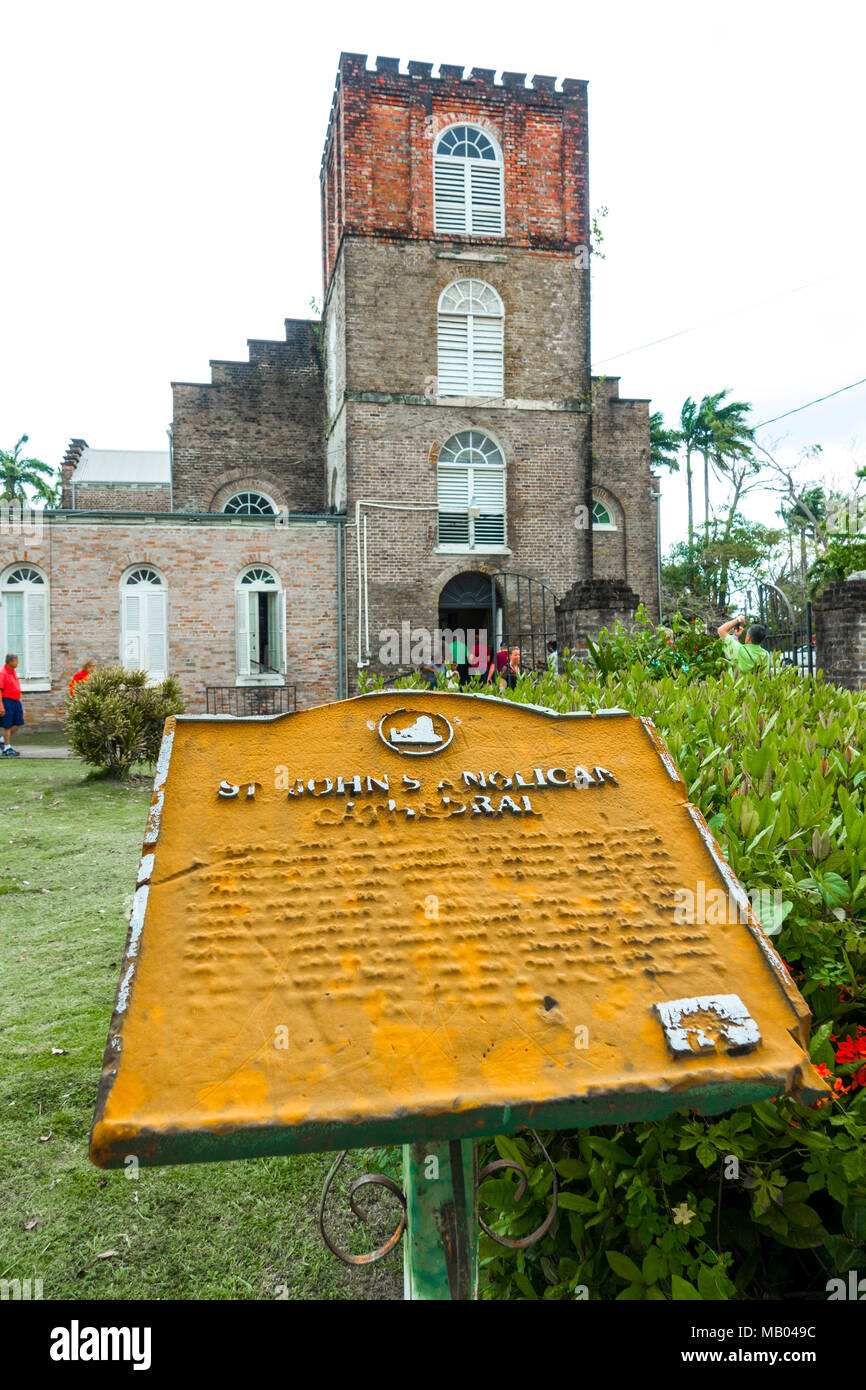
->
xmin=834 ymin=1033 xmax=866 ymax=1065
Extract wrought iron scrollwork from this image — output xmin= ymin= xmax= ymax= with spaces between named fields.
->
xmin=476 ymin=1127 xmax=559 ymax=1250
xmin=318 ymin=1150 xmax=407 ymax=1266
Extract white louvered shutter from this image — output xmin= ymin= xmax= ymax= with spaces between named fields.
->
xmin=24 ymin=588 xmax=48 ymax=679
xmin=123 ymin=593 xmax=143 ymax=669
xmin=437 ymin=315 xmax=469 ymax=395
xmin=434 ymin=159 xmax=468 ymax=233
xmin=145 ymin=592 xmax=167 ymax=678
xmin=261 ymin=593 xmax=285 ymax=675
xmin=4 ymin=592 xmax=23 ymax=665
xmin=248 ymin=593 xmax=259 ymax=671
xmin=469 ymin=164 xmax=504 ymax=236
xmin=275 ymin=593 xmax=286 ymax=674
xmin=438 ymin=468 xmax=471 ymax=546
xmin=470 ymin=316 xmax=504 ymax=395
xmin=235 ymin=591 xmax=251 ymax=676
xmin=471 ymin=468 xmax=506 ymax=545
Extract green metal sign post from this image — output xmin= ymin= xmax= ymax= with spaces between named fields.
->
xmin=403 ymin=1140 xmax=479 ymax=1300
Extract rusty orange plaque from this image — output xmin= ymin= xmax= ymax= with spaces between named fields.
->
xmin=90 ymin=693 xmax=826 ymax=1167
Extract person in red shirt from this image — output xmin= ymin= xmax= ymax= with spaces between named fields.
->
xmin=0 ymin=654 xmax=24 ymax=757
xmin=69 ymin=659 xmax=95 ymax=697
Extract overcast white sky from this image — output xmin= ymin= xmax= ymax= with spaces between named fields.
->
xmin=3 ymin=0 xmax=864 ymax=552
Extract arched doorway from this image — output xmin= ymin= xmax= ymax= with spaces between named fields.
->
xmin=438 ymin=571 xmax=500 ymax=680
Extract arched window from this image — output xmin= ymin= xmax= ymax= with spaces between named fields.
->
xmin=592 ymin=497 xmax=617 ymax=530
xmin=121 ymin=567 xmax=167 ymax=680
xmin=0 ymin=565 xmax=49 ymax=681
xmin=438 ymin=279 xmax=504 ymax=397
xmin=235 ymin=565 xmax=285 ymax=680
xmin=222 ymin=491 xmax=277 ymax=516
xmin=433 ymin=124 xmax=504 ymax=237
xmin=437 ymin=431 xmax=506 ymax=550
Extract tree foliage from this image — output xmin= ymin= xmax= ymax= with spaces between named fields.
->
xmin=0 ymin=434 xmax=57 ymax=504
xmin=65 ymin=666 xmax=185 ymax=777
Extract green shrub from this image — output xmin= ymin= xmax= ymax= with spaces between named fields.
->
xmin=808 ymin=536 xmax=866 ymax=596
xmin=384 ymin=639 xmax=866 ymax=1299
xmin=65 ymin=665 xmax=185 ymax=778
xmin=586 ymin=605 xmax=727 ymax=681
xmin=467 ymin=656 xmax=866 ymax=1300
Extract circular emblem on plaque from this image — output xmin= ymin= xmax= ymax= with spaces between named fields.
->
xmin=378 ymin=708 xmax=454 ymax=756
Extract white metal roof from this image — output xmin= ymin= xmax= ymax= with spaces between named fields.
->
xmin=72 ymin=449 xmax=170 ymax=485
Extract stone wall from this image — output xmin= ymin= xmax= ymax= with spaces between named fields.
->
xmin=814 ymin=578 xmax=866 ymax=689
xmin=591 ymin=378 xmax=657 ymax=614
xmin=555 ymin=577 xmax=642 ymax=659
xmin=171 ymin=319 xmax=326 ymax=514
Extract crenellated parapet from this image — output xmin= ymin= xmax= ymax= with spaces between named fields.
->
xmin=319 ymin=53 xmax=589 ymax=290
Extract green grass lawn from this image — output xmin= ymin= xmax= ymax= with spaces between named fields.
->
xmin=0 ymin=759 xmax=402 ymax=1300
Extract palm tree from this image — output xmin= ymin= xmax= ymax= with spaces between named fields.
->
xmin=679 ymin=397 xmax=703 ymax=577
xmin=0 ymin=435 xmax=56 ymax=504
xmin=781 ymin=486 xmax=827 ymax=583
xmin=698 ymin=391 xmax=754 ymax=537
xmin=650 ymin=411 xmax=682 ymax=472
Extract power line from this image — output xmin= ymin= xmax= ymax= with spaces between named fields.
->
xmin=754 ymin=377 xmax=866 ymax=429
xmin=591 ymin=277 xmax=832 ymax=370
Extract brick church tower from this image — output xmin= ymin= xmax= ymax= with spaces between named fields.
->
xmin=321 ymin=54 xmax=655 ymax=684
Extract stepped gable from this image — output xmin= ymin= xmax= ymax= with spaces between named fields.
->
xmin=170 ymin=318 xmax=326 ymax=515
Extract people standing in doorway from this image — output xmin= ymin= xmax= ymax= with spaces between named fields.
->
xmin=420 ymin=656 xmax=448 ymax=688
xmin=486 ymin=644 xmax=509 ymax=687
xmin=446 ymin=620 xmax=469 ymax=686
xmin=68 ymin=659 xmax=96 ymax=697
xmin=469 ymin=635 xmax=489 ymax=682
xmin=504 ymin=647 xmax=523 ymax=690
xmin=0 ymin=654 xmax=24 ymax=757
xmin=546 ymin=640 xmax=559 ymax=674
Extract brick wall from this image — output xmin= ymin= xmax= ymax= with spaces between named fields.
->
xmin=814 ymin=579 xmax=866 ymax=689
xmin=171 ymin=319 xmax=326 ymax=514
xmin=320 ymin=55 xmax=589 ymax=288
xmin=0 ymin=518 xmax=341 ymax=726
xmin=556 ymin=577 xmax=641 ymax=659
xmin=591 ymin=378 xmax=657 ymax=615
xmin=67 ymin=486 xmax=171 ymax=512
xmin=339 ymin=236 xmax=586 ymax=401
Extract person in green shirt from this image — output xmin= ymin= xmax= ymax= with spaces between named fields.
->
xmin=717 ymin=616 xmax=771 ymax=673
xmin=446 ymin=627 xmax=469 ymax=685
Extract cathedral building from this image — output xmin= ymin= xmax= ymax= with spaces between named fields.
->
xmin=0 ymin=54 xmax=656 ymax=726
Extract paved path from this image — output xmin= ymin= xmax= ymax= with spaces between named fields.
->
xmin=3 ymin=746 xmax=74 ymax=759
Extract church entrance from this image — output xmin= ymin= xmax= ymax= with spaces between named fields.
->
xmin=438 ymin=571 xmax=500 ymax=681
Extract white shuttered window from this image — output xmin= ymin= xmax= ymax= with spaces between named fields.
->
xmin=121 ymin=567 xmax=167 ymax=681
xmin=235 ymin=566 xmax=285 ymax=680
xmin=438 ymin=279 xmax=504 ymax=397
xmin=0 ymin=565 xmax=49 ymax=681
xmin=437 ymin=431 xmax=506 ymax=550
xmin=433 ymin=125 xmax=504 ymax=237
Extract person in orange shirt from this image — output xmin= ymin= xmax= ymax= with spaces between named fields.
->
xmin=68 ymin=659 xmax=95 ymax=697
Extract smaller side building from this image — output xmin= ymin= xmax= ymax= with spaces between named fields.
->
xmin=0 ymin=503 xmax=343 ymax=726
